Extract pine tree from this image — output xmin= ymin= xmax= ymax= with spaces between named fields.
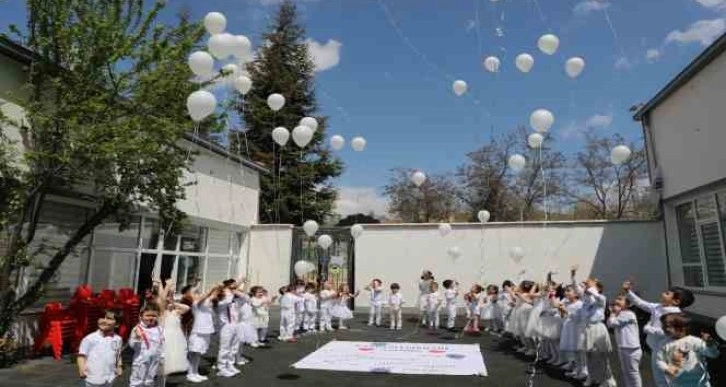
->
xmin=234 ymin=0 xmax=342 ymax=225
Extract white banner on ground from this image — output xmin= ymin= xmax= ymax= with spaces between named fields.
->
xmin=292 ymin=341 xmax=487 ymax=376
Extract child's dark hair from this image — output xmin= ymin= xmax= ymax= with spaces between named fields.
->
xmin=671 ymin=287 xmax=695 ymax=308
xmin=103 ymin=309 xmax=122 ymax=322
xmin=222 ymin=278 xmax=236 ymax=288
xmin=502 ymin=280 xmax=514 ymax=289
xmin=278 ymin=286 xmax=287 ymax=296
xmin=295 ymin=279 xmax=305 ymax=287
xmin=614 ymin=294 xmax=631 ymax=307
xmin=472 ymin=284 xmax=483 ymax=294
xmin=661 ymin=313 xmax=690 ymax=334
xmin=305 ymin=282 xmax=317 ymax=292
xmin=554 ymin=284 xmax=565 ymax=300
xmin=420 ymin=270 xmax=434 ymax=280
xmin=248 ymin=285 xmax=261 ymax=297
xmin=520 ymin=280 xmax=535 ymax=293
xmin=140 ymin=302 xmax=161 ymax=315
xmin=390 ymin=283 xmax=400 ymax=290
xmin=443 ymin=279 xmax=453 ymax=289
xmin=372 ymin=278 xmax=382 ymax=285
xmin=487 ymin=284 xmax=499 ymax=294
xmin=564 ymin=284 xmax=580 ymax=298
xmin=180 ymin=284 xmax=194 ymax=295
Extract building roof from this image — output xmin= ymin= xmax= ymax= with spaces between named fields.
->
xmin=0 ymin=36 xmax=268 ymax=174
xmin=633 ymin=32 xmax=726 ymax=120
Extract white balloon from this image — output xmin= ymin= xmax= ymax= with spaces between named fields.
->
xmin=510 ymin=246 xmax=524 ymax=262
xmin=508 ymin=154 xmax=526 ymax=172
xmin=271 ymin=127 xmax=290 ymax=146
xmin=231 ymin=35 xmax=252 ymax=59
xmin=447 ymin=246 xmax=462 ymax=259
xmin=528 ymin=133 xmax=545 ymax=149
xmin=267 ymin=93 xmax=285 ymax=111
xmin=477 ymin=210 xmax=491 ymax=223
xmin=303 ymin=220 xmax=319 ymax=237
xmin=483 ymin=56 xmax=501 ymax=73
xmin=411 ymin=171 xmax=426 ymax=187
xmin=330 ymin=135 xmax=345 ymax=151
xmin=305 ymin=261 xmax=316 ymax=273
xmin=351 ymin=137 xmax=366 ymax=151
xmin=204 ymin=12 xmax=227 ymax=35
xmin=715 ymin=315 xmax=726 ymax=341
xmin=292 ymin=126 xmax=314 ymax=148
xmin=317 ymin=234 xmax=333 ymax=250
xmin=538 ymin=34 xmax=560 ymax=55
xmin=186 ymin=90 xmax=217 ymax=121
xmin=294 ymin=260 xmax=312 ymax=277
xmin=188 ymin=51 xmax=214 ymax=77
xmin=530 ymin=109 xmax=555 ymax=133
xmin=515 ymin=53 xmax=534 ymax=73
xmin=452 ymin=80 xmax=468 ymax=96
xmin=222 ymin=63 xmax=240 ymax=77
xmin=350 ymin=224 xmax=364 ymax=239
xmin=208 ymin=33 xmax=235 ymax=59
xmin=610 ymin=145 xmax=632 ymax=165
xmin=438 ymin=223 xmax=452 ymax=237
xmin=565 ymin=57 xmax=586 ymax=79
xmin=233 ymin=76 xmax=252 ymax=95
xmin=300 ymin=117 xmax=319 ymax=131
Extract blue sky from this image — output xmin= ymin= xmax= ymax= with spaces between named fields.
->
xmin=2 ymin=0 xmax=725 ymax=216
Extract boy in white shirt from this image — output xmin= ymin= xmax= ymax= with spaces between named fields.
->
xmin=187 ymin=284 xmax=221 ymax=383
xmin=366 ymin=278 xmax=385 ymax=326
xmin=426 ymin=281 xmax=442 ymax=329
xmin=129 ymin=303 xmax=164 ymax=387
xmin=388 ymin=283 xmax=404 ymax=330
xmin=77 ymin=310 xmax=123 ymax=387
xmin=303 ymin=283 xmax=319 ymax=332
xmin=318 ymin=282 xmax=336 ymax=332
xmin=607 ymin=295 xmax=642 ymax=387
xmin=279 ymin=285 xmax=297 ymax=342
xmin=442 ymin=279 xmax=459 ymax=331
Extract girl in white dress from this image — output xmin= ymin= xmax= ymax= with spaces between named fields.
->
xmin=539 ymin=285 xmax=565 ymax=366
xmin=318 ymin=282 xmax=336 ymax=332
xmin=418 ymin=271 xmax=434 ymax=326
xmin=498 ymin=280 xmax=514 ymax=333
xmin=556 ymin=284 xmax=586 ymax=378
xmin=236 ymin=288 xmax=258 ymax=357
xmin=512 ymin=281 xmax=536 ymax=354
xmin=214 ymin=278 xmax=245 ymax=377
xmin=442 ymin=280 xmax=458 ymax=330
xmin=388 ymin=283 xmax=405 ymax=330
xmin=186 ymin=284 xmax=220 ymax=383
xmin=250 ymin=287 xmax=275 ymax=345
xmin=156 ymin=280 xmax=191 ymax=376
xmin=479 ymin=285 xmax=500 ymax=332
xmin=426 ymin=282 xmax=442 ymax=329
xmin=330 ymin=284 xmax=359 ymax=330
xmin=303 ymin=283 xmax=319 ymax=332
xmin=294 ymin=281 xmax=306 ymax=333
xmin=463 ymin=284 xmax=483 ymax=333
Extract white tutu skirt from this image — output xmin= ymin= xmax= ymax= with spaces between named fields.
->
xmin=237 ymin=321 xmax=258 ymax=344
xmin=330 ymin=305 xmax=353 ymax=320
xmin=253 ymin=313 xmax=270 ymax=329
xmin=480 ymin=303 xmax=494 ymax=320
xmin=513 ymin=304 xmax=533 ymax=338
xmin=163 ymin=314 xmax=188 ymax=375
xmin=580 ymin=322 xmax=612 ymax=353
xmin=538 ymin=315 xmax=563 ymax=340
xmin=418 ymin=294 xmax=429 ymax=312
xmin=524 ymin=303 xmax=544 ymax=338
xmin=559 ymin=319 xmax=582 ymax=352
xmin=505 ymin=305 xmax=520 ymax=334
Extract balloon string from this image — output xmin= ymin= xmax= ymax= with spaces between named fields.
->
xmin=300 ymin=150 xmax=304 ymax=225
xmin=474 ymin=0 xmax=483 ymax=60
xmin=529 ymin=0 xmax=549 ymax=30
xmin=603 ymin=6 xmax=627 ymax=59
xmin=278 ymin=148 xmax=283 ymax=224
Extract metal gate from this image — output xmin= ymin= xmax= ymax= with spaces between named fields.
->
xmin=290 ymin=227 xmax=355 ymax=308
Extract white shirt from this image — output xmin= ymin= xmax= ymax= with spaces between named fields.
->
xmin=426 ymin=292 xmax=441 ymax=312
xmin=607 ymin=310 xmax=640 ymax=349
xmin=319 ymin=290 xmax=336 ymax=309
xmin=192 ymin=299 xmax=215 ymax=334
xmin=627 ymin=290 xmax=681 ymax=349
xmin=657 ymin=335 xmax=720 ymax=386
xmin=444 ymin=288 xmax=458 ymax=308
xmin=129 ymin=323 xmax=164 ymax=364
xmin=78 ymin=330 xmax=122 ymax=385
xmin=280 ymin=293 xmax=296 ymax=311
xmin=215 ymin=292 xmax=237 ymax=325
xmin=304 ymin=292 xmax=318 ymax=312
xmin=369 ymin=286 xmax=385 ymax=306
xmin=388 ymin=292 xmax=404 ymax=309
xmin=294 ymin=289 xmax=306 ymax=313
xmin=251 ymin=296 xmax=270 ymax=317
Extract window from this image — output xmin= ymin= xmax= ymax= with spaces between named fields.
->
xmin=675 ymin=192 xmax=726 ymax=290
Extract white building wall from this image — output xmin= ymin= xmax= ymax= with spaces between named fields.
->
xmin=246 ymin=225 xmax=293 ymax=292
xmin=353 ymin=221 xmax=667 ymax=309
xmin=648 ymin=51 xmax=726 ymax=200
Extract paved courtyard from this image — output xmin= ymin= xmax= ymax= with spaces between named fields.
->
xmin=0 ymin=312 xmax=656 ymax=387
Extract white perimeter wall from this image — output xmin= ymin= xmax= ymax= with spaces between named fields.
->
xmin=246 ymin=225 xmax=293 ymax=292
xmin=354 ymin=221 xmax=667 ymax=308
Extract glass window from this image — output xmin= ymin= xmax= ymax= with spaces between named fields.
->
xmin=140 ymin=218 xmax=161 ymax=249
xmin=676 ymin=203 xmax=701 ymax=265
xmin=207 ymin=228 xmax=230 ymax=255
xmin=696 ymin=195 xmax=717 ymax=220
xmin=94 ymin=218 xmax=140 ymax=249
xmin=700 ymin=223 xmax=726 ymax=286
xmin=175 ymin=255 xmax=202 ymax=289
xmin=179 ymin=225 xmax=206 ymax=253
xmin=683 ymin=266 xmax=705 ymax=288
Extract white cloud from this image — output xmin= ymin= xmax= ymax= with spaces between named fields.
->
xmin=614 ymin=56 xmax=633 ymax=70
xmin=646 ymin=48 xmax=661 ymax=62
xmin=573 ymin=0 xmax=610 ymax=15
xmin=695 ymin=0 xmax=726 ymax=9
xmin=586 ymin=113 xmax=613 ymax=129
xmin=666 ymin=18 xmax=726 ymax=46
xmin=306 ymin=38 xmax=342 ymax=72
xmin=334 ymin=186 xmax=388 ymax=217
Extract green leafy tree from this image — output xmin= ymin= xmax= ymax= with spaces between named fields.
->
xmin=336 ymin=213 xmax=380 ymax=226
xmin=234 ymin=0 xmax=342 ymax=225
xmin=0 ymin=0 xmax=205 ymax=336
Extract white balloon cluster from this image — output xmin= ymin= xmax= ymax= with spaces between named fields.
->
xmin=508 ymin=154 xmax=526 ymax=173
xmin=438 ymin=223 xmax=452 ymax=237
xmin=477 ymin=210 xmax=491 ymax=223
xmin=350 ymin=224 xmax=364 ymax=239
xmin=452 ymin=80 xmax=468 ymax=96
xmin=411 ymin=171 xmax=426 ymax=187
xmin=483 ymin=56 xmax=501 ymax=73
xmin=351 ymin=137 xmax=366 ymax=152
xmin=294 ymin=260 xmax=316 ymax=277
xmin=303 ymin=220 xmax=319 ymax=237
xmin=610 ymin=145 xmax=632 ymax=165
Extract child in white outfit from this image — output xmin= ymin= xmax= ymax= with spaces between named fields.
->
xmin=318 ymin=282 xmax=336 ymax=332
xmin=303 ymin=283 xmax=319 ymax=332
xmin=557 ymin=284 xmax=586 ymax=379
xmin=129 ymin=303 xmax=164 ymax=387
xmin=77 ymin=311 xmax=123 ymax=387
xmin=294 ymin=282 xmax=306 ymax=333
xmin=442 ymin=280 xmax=458 ymax=330
xmin=657 ymin=313 xmax=719 ymax=387
xmin=187 ymin=285 xmax=220 ymax=383
xmin=388 ymin=283 xmax=404 ymax=330
xmin=607 ymin=294 xmax=643 ymax=387
xmin=278 ymin=286 xmax=297 ymax=342
xmin=574 ymin=271 xmax=615 ymax=387
xmin=366 ymin=279 xmax=385 ymax=326
xmin=426 ymin=281 xmax=442 ymax=329
xmin=250 ymin=287 xmax=275 ymax=344
xmin=330 ymin=284 xmax=358 ymax=330
xmin=214 ymin=279 xmax=243 ymax=378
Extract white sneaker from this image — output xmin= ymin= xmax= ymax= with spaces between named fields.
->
xmin=186 ymin=374 xmax=204 ymax=383
xmin=583 ymin=378 xmax=594 ymax=387
xmin=228 ymin=366 xmax=241 ymax=375
xmin=197 ymin=374 xmax=209 ymax=381
xmin=599 ymin=377 xmax=617 ymax=387
xmin=250 ymin=342 xmax=260 ymax=348
xmin=236 ymin=358 xmax=248 ymax=366
xmin=218 ymin=369 xmax=236 ymax=378
xmin=368 ymin=322 xmax=374 ymax=326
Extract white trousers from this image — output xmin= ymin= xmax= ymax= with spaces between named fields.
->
xmin=304 ymin=311 xmax=318 ymax=330
xmin=618 ymin=348 xmax=643 ymax=387
xmin=280 ymin=310 xmax=296 ymax=339
xmin=389 ymin=308 xmax=402 ymax=329
xmin=446 ymin=305 xmax=457 ymax=329
xmin=428 ymin=310 xmax=440 ymax=328
xmin=130 ymin=357 xmax=160 ymax=387
xmin=217 ymin=323 xmax=239 ymax=372
xmin=368 ymin=305 xmax=383 ymax=325
xmin=319 ymin=307 xmax=332 ymax=330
